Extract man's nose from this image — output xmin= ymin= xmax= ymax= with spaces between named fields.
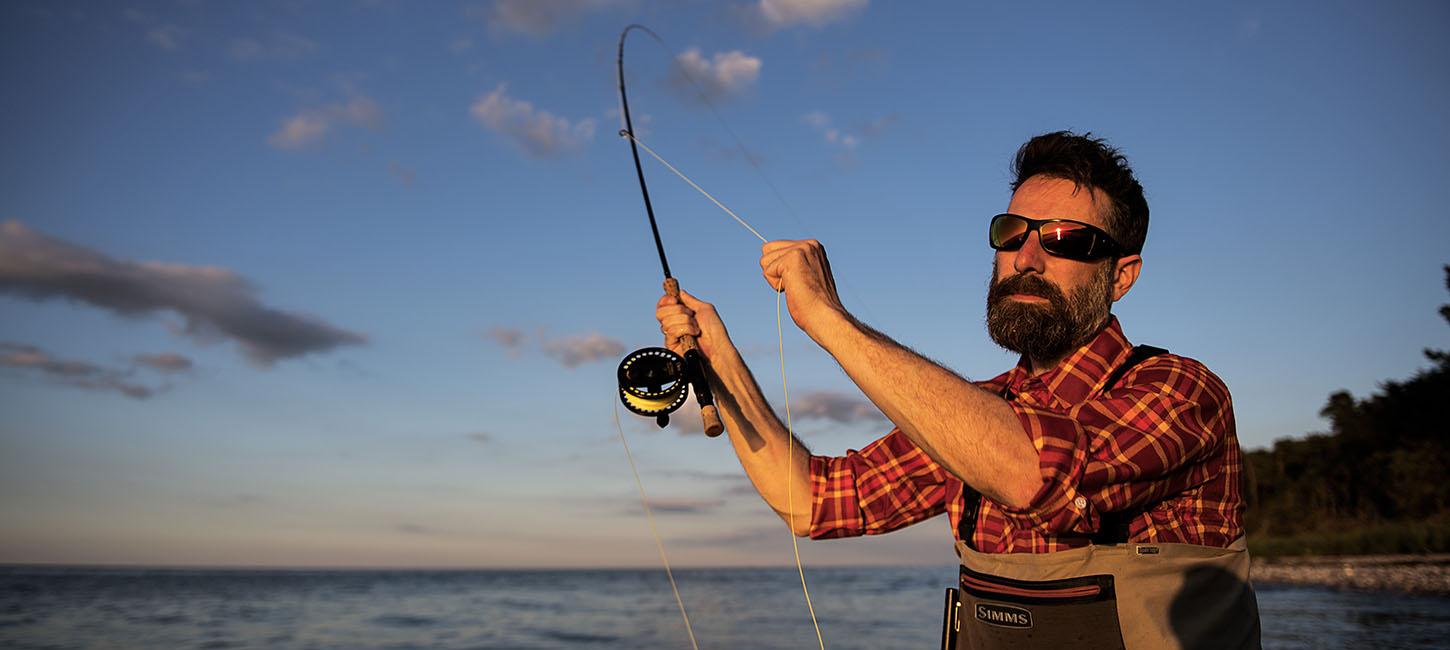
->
xmin=1013 ymin=230 xmax=1048 ymax=275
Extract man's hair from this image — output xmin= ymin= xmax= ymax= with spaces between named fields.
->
xmin=1010 ymin=131 xmax=1149 ymax=255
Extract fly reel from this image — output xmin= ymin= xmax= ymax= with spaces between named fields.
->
xmin=618 ymin=346 xmax=714 ymax=428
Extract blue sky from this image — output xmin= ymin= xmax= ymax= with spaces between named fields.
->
xmin=2 ymin=0 xmax=1447 ymax=568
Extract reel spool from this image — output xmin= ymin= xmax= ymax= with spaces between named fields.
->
xmin=618 ymin=347 xmax=691 ymax=427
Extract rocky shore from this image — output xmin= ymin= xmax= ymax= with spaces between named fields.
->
xmin=1252 ymin=554 xmax=1450 ymax=595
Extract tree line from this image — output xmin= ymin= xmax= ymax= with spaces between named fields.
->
xmin=1243 ymin=266 xmax=1450 ymax=556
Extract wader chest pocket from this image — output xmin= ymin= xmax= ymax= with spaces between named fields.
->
xmin=947 ymin=566 xmax=1126 ymax=650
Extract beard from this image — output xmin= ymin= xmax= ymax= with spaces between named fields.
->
xmin=986 ymin=261 xmax=1115 ymax=364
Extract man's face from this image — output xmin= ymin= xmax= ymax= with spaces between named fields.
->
xmin=986 ymin=175 xmax=1134 ymax=365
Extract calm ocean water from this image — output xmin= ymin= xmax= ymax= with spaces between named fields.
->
xmin=3 ymin=565 xmax=1448 ymax=649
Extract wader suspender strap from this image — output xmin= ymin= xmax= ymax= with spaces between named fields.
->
xmin=956 ymin=345 xmax=1170 ymax=545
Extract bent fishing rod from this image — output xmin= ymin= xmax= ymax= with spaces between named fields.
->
xmin=609 ymin=24 xmax=829 ymax=649
xmin=614 ymin=24 xmax=724 ymax=437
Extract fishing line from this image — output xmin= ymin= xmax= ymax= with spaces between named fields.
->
xmin=620 ymin=128 xmax=827 ymax=650
xmin=612 ymin=399 xmax=701 ymax=650
xmin=620 ymin=132 xmax=767 ymax=245
xmin=777 ymin=289 xmax=825 ymax=650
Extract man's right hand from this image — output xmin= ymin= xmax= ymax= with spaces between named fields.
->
xmin=655 ymin=289 xmax=738 ymax=363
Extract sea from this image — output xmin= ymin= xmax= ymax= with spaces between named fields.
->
xmin=3 ymin=565 xmax=1448 ymax=649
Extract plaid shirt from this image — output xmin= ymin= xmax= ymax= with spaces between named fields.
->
xmin=808 ymin=316 xmax=1245 ymax=554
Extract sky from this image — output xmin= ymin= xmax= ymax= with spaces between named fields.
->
xmin=1 ymin=0 xmax=1447 ymax=569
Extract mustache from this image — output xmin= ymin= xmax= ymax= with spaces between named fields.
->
xmin=989 ymin=272 xmax=1066 ymax=304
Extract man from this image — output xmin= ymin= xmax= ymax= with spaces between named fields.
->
xmin=655 ymin=131 xmax=1260 ymax=649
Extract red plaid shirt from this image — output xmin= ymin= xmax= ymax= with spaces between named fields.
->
xmin=808 ymin=317 xmax=1245 ymax=553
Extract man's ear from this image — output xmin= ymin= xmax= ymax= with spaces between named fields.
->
xmin=1111 ymin=255 xmax=1142 ymax=302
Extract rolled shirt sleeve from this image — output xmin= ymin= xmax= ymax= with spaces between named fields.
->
xmin=808 ymin=429 xmax=956 ymax=540
xmin=996 ymin=355 xmax=1233 ymax=536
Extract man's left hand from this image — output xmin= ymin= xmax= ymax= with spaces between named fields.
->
xmin=760 ymin=239 xmax=848 ymax=338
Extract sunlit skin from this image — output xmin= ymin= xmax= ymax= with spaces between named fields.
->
xmin=654 ymin=174 xmax=1141 ymax=527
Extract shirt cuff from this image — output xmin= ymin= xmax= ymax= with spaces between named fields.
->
xmin=995 ymin=402 xmax=1100 ymax=535
xmin=807 ymin=454 xmax=861 ymax=539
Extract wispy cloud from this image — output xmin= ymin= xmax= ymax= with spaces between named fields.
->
xmin=486 ymin=327 xmax=528 ymax=356
xmin=470 ymin=84 xmax=596 ymax=158
xmin=465 ymin=432 xmax=493 ymax=445
xmin=640 ymin=497 xmax=727 ymax=515
xmin=229 ymin=32 xmax=318 ymax=62
xmin=754 ymin=0 xmax=867 ymax=30
xmin=480 ymin=0 xmax=628 ymax=37
xmin=790 ymin=389 xmax=885 ymax=424
xmin=268 ymin=96 xmax=384 ymax=150
xmin=0 ymin=342 xmax=186 ymax=399
xmin=483 ymin=327 xmax=624 ymax=368
xmin=395 ymin=523 xmax=442 ymax=536
xmin=0 ymin=221 xmax=366 ymax=366
xmin=542 ymin=333 xmax=624 ymax=367
xmin=133 ymin=353 xmax=193 ymax=373
xmin=668 ymin=48 xmax=762 ymax=104
xmin=801 ymin=110 xmax=895 ymax=164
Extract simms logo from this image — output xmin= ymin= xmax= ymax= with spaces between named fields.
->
xmin=975 ymin=603 xmax=1032 ymax=629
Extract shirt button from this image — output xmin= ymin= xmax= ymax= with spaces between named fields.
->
xmin=1073 ymin=496 xmax=1088 ymax=509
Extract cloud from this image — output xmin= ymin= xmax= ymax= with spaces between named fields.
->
xmin=672 ymin=525 xmax=781 ymax=548
xmin=268 ymin=96 xmax=384 ymax=150
xmin=484 ymin=327 xmax=623 ymax=368
xmin=801 ymin=110 xmax=895 ymax=163
xmin=802 ymin=110 xmax=855 ymax=149
xmin=641 ymin=497 xmax=727 ymax=514
xmin=395 ymin=523 xmax=441 ymax=536
xmin=229 ymin=32 xmax=318 ymax=62
xmin=133 ymin=353 xmax=193 ymax=373
xmin=269 ymin=114 xmax=330 ymax=149
xmin=789 ymin=390 xmax=885 ymax=424
xmin=668 ymin=48 xmax=762 ymax=104
xmin=482 ymin=0 xmax=627 ymax=37
xmin=1 ymin=342 xmax=155 ymax=399
xmin=485 ymin=327 xmax=527 ymax=355
xmin=466 ymin=432 xmax=493 ymax=445
xmin=543 ymin=333 xmax=624 ymax=367
xmin=755 ymin=0 xmax=867 ymax=29
xmin=0 ymin=221 xmax=366 ymax=366
xmin=470 ymin=85 xmax=595 ymax=158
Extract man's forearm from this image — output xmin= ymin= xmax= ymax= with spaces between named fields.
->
xmin=704 ymin=350 xmax=815 ymax=535
xmin=805 ymin=310 xmax=1042 ymax=508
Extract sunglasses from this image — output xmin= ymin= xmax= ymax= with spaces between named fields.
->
xmin=988 ymin=213 xmax=1127 ymax=262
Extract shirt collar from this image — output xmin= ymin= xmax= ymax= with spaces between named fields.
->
xmin=997 ymin=315 xmax=1134 ymax=407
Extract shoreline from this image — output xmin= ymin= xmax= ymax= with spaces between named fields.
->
xmin=1252 ymin=554 xmax=1450 ymax=595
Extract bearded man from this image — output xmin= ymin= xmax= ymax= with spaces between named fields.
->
xmin=655 ymin=131 xmax=1261 ymax=649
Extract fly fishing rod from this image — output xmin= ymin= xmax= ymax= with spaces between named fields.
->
xmin=614 ymin=24 xmax=724 ymax=437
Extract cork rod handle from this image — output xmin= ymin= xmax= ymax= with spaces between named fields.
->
xmin=663 ymin=278 xmax=724 ymax=437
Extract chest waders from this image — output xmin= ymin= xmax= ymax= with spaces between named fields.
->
xmin=941 ymin=346 xmax=1262 ymax=650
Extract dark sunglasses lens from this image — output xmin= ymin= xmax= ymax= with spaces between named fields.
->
xmin=1038 ymin=221 xmax=1099 ymax=259
xmin=989 ymin=215 xmax=1029 ymax=250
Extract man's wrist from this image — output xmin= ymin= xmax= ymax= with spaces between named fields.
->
xmin=803 ymin=304 xmax=860 ymax=352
